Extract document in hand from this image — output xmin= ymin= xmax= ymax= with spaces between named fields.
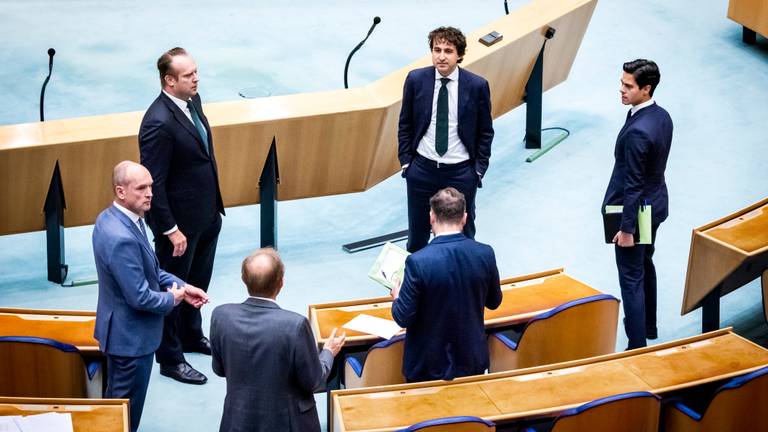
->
xmin=603 ymin=204 xmax=652 ymax=244
xmin=343 ymin=314 xmax=402 ymax=340
xmin=368 ymin=242 xmax=410 ymax=290
xmin=3 ymin=412 xmax=74 ymax=432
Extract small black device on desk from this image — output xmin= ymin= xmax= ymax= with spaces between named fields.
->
xmin=479 ymin=31 xmax=503 ymax=46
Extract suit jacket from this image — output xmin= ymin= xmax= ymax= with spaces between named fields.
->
xmin=392 ymin=233 xmax=502 ymax=382
xmin=602 ymin=103 xmax=673 ymax=233
xmin=398 ymin=66 xmax=494 ymax=178
xmin=92 ymin=206 xmax=182 ymax=357
xmin=210 ymin=298 xmax=334 ymax=432
xmin=139 ymin=92 xmax=225 ymax=236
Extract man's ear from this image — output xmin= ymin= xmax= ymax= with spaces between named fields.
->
xmin=429 ymin=210 xmax=436 ymax=226
xmin=461 ymin=212 xmax=468 ymax=227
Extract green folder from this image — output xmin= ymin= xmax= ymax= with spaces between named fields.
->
xmin=604 ymin=204 xmax=652 ymax=244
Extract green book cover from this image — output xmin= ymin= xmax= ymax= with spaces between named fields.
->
xmin=368 ymin=242 xmax=411 ymax=290
xmin=604 ymin=204 xmax=652 ymax=244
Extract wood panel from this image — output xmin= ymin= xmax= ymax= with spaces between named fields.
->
xmin=0 ymin=397 xmax=129 ymax=432
xmin=728 ymin=0 xmax=768 ymax=37
xmin=0 ymin=0 xmax=598 ymax=235
xmin=0 ymin=308 xmax=98 ymax=353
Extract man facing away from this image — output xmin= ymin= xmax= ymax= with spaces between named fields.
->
xmin=139 ymin=47 xmax=225 ymax=384
xmin=210 ymin=248 xmax=346 ymax=432
xmin=398 ymin=26 xmax=495 ymax=253
xmin=602 ymin=59 xmax=673 ymax=350
xmin=391 ymin=187 xmax=502 ymax=382
xmin=92 ymin=161 xmax=209 ymax=431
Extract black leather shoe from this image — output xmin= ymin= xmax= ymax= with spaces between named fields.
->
xmin=183 ymin=337 xmax=212 ymax=355
xmin=646 ymin=328 xmax=658 ymax=340
xmin=160 ymin=362 xmax=207 ymax=385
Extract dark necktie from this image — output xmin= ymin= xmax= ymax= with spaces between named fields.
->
xmin=137 ymin=218 xmax=148 ymax=241
xmin=187 ymin=101 xmax=210 ymax=154
xmin=435 ymin=78 xmax=450 ymax=156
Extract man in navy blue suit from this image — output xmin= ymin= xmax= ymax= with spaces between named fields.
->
xmin=140 ymin=47 xmax=225 ymax=384
xmin=391 ymin=187 xmax=502 ymax=382
xmin=602 ymin=59 xmax=673 ymax=349
xmin=398 ymin=26 xmax=494 ymax=253
xmin=92 ymin=161 xmax=209 ymax=431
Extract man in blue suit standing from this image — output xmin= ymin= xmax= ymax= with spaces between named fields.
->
xmin=602 ymin=59 xmax=673 ymax=350
xmin=391 ymin=187 xmax=502 ymax=382
xmin=398 ymin=26 xmax=494 ymax=253
xmin=92 ymin=161 xmax=209 ymax=431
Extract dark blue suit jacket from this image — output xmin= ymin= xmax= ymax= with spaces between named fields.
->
xmin=92 ymin=205 xmax=182 ymax=357
xmin=602 ymin=103 xmax=673 ymax=233
xmin=139 ymin=92 xmax=224 ymax=235
xmin=398 ymin=66 xmax=494 ymax=179
xmin=392 ymin=233 xmax=502 ymax=382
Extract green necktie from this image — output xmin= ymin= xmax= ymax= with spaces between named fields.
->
xmin=435 ymin=78 xmax=450 ymax=156
xmin=187 ymin=101 xmax=210 ymax=154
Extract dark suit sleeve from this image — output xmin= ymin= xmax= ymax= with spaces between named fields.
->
xmin=620 ymin=129 xmax=651 ymax=233
xmin=391 ymin=256 xmax=420 ymax=328
xmin=398 ymin=72 xmax=416 ymax=168
xmin=484 ymin=248 xmax=502 ymax=310
xmin=139 ymin=117 xmax=177 ymax=233
xmin=210 ymin=311 xmax=225 ymax=377
xmin=474 ymin=79 xmax=494 ymax=178
xmin=293 ymin=318 xmax=329 ymax=393
xmin=110 ymin=237 xmax=175 ymax=314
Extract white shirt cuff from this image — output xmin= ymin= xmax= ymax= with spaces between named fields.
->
xmin=163 ymin=225 xmax=179 ymax=236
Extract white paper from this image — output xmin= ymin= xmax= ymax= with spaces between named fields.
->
xmin=16 ymin=412 xmax=73 ymax=432
xmin=0 ymin=417 xmax=23 ymax=432
xmin=343 ymin=314 xmax=402 ymax=340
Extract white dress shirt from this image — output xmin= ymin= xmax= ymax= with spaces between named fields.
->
xmin=416 ymin=67 xmax=470 ymax=164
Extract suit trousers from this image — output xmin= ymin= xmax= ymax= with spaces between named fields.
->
xmin=106 ymin=353 xmax=154 ymax=432
xmin=615 ymin=224 xmax=660 ymax=349
xmin=155 ymin=214 xmax=221 ymax=365
xmin=405 ymin=155 xmax=478 ymax=252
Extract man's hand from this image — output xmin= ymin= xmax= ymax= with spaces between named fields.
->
xmin=613 ymin=231 xmax=635 ymax=247
xmin=168 ymin=282 xmax=186 ymax=306
xmin=324 ymin=327 xmax=346 ymax=357
xmin=167 ymin=230 xmax=188 ymax=257
xmin=390 ymin=277 xmax=402 ymax=300
xmin=183 ymin=284 xmax=210 ymax=308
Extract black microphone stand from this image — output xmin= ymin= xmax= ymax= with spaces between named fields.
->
xmin=40 ymin=48 xmax=55 ymax=121
xmin=343 ymin=17 xmax=381 ymax=89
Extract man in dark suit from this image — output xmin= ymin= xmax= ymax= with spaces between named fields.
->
xmin=391 ymin=187 xmax=502 ymax=382
xmin=398 ymin=26 xmax=494 ymax=253
xmin=210 ymin=248 xmax=346 ymax=432
xmin=602 ymin=59 xmax=673 ymax=350
xmin=92 ymin=161 xmax=209 ymax=431
xmin=139 ymin=47 xmax=225 ymax=384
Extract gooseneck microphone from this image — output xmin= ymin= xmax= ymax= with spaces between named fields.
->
xmin=344 ymin=16 xmax=381 ymax=89
xmin=504 ymin=0 xmax=510 ymax=15
xmin=40 ymin=48 xmax=56 ymax=121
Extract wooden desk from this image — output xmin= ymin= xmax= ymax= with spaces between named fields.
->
xmin=308 ymin=269 xmax=601 ymax=347
xmin=682 ymin=198 xmax=768 ymax=331
xmin=330 ymin=329 xmax=768 ymax=431
xmin=0 ymin=308 xmax=98 ymax=353
xmin=0 ymin=397 xmax=128 ymax=432
xmin=728 ymin=0 xmax=768 ymax=43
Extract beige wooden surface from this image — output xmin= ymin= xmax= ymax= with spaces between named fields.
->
xmin=0 ymin=0 xmax=597 ymax=235
xmin=728 ymin=0 xmax=768 ymax=37
xmin=309 ymin=268 xmax=601 ymax=346
xmin=0 ymin=308 xmax=98 ymax=353
xmin=546 ymin=394 xmax=659 ymax=432
xmin=0 ymin=397 xmax=129 ymax=432
xmin=330 ymin=330 xmax=768 ymax=432
xmin=681 ymin=197 xmax=768 ymax=314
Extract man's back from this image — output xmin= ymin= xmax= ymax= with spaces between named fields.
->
xmin=392 ymin=233 xmax=502 ymax=382
xmin=210 ymin=298 xmax=330 ymax=432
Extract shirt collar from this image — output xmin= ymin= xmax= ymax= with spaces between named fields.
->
xmin=163 ymin=89 xmax=190 ymax=112
xmin=113 ymin=201 xmax=141 ymax=224
xmin=249 ymin=295 xmax=279 ymax=305
xmin=434 ymin=66 xmax=459 ymax=82
xmin=630 ymin=98 xmax=654 ymax=116
xmin=433 ymin=230 xmax=462 ymax=238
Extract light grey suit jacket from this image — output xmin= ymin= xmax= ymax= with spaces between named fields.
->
xmin=210 ymin=298 xmax=333 ymax=432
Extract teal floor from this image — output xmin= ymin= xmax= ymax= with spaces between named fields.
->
xmin=1 ymin=1 xmax=767 ymax=431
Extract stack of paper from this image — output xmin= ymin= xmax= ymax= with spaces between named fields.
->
xmin=343 ymin=314 xmax=402 ymax=340
xmin=0 ymin=413 xmax=73 ymax=432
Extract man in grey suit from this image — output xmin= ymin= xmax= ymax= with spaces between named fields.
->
xmin=210 ymin=248 xmax=346 ymax=432
xmin=92 ymin=161 xmax=209 ymax=431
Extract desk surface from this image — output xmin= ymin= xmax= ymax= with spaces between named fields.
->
xmin=330 ymin=330 xmax=768 ymax=431
xmin=704 ymin=202 xmax=768 ymax=253
xmin=0 ymin=308 xmax=98 ymax=353
xmin=309 ymin=269 xmax=601 ymax=346
xmin=0 ymin=397 xmax=128 ymax=432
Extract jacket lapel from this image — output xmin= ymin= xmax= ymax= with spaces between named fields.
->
xmin=617 ymin=102 xmax=655 ymax=141
xmin=457 ymin=67 xmax=469 ymax=122
xmin=159 ymin=93 xmax=211 ymax=158
xmin=109 ymin=206 xmax=158 ymax=264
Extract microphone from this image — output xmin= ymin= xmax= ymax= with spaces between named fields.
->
xmin=344 ymin=16 xmax=381 ymax=89
xmin=40 ymin=48 xmax=56 ymax=121
xmin=504 ymin=0 xmax=509 ymax=15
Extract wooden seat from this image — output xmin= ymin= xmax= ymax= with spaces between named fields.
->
xmin=0 ymin=336 xmax=102 ymax=398
xmin=663 ymin=366 xmax=768 ymax=432
xmin=344 ymin=334 xmax=405 ymax=388
xmin=0 ymin=397 xmax=129 ymax=432
xmin=399 ymin=416 xmax=496 ymax=431
xmin=488 ymin=294 xmax=619 ymax=372
xmin=526 ymin=392 xmax=660 ymax=432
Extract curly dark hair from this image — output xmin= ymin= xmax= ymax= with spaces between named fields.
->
xmin=428 ymin=26 xmax=466 ymax=63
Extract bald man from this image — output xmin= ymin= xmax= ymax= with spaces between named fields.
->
xmin=92 ymin=161 xmax=209 ymax=431
xmin=210 ymin=248 xmax=346 ymax=432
